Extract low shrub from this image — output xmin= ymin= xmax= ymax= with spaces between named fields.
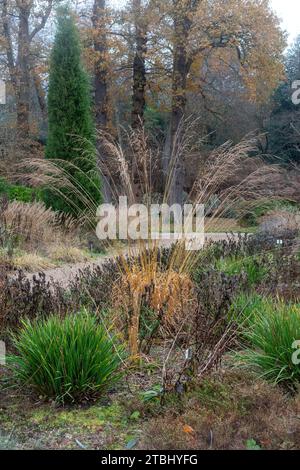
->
xmin=264 ymin=253 xmax=300 ymax=301
xmin=192 ymin=234 xmax=287 ymax=281
xmin=0 ymin=177 xmax=39 ymax=203
xmin=259 ymin=210 xmax=300 ymax=237
xmin=239 ymin=211 xmax=258 ymax=228
xmin=138 ymin=370 xmax=300 ymax=450
xmin=69 ymin=258 xmax=121 ymax=310
xmin=0 ymin=257 xmax=121 ymax=334
xmin=195 ymin=269 xmax=246 ymax=321
xmin=238 ymin=200 xmax=299 ymax=228
xmin=0 ymin=270 xmax=70 ymax=335
xmin=233 ymin=297 xmax=300 ymax=387
xmin=156 ymin=270 xmax=243 ymax=391
xmin=8 ymin=311 xmax=124 ymax=403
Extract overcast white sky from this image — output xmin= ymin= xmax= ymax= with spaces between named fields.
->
xmin=271 ymin=0 xmax=299 ymax=43
xmin=109 ymin=0 xmax=299 ymax=44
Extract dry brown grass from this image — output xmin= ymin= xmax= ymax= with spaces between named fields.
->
xmin=138 ymin=370 xmax=300 ymax=450
xmin=0 ymin=201 xmax=78 ymax=249
xmin=49 ymin=245 xmax=88 ymax=264
xmin=112 ymin=266 xmax=195 ymax=356
xmin=10 ymin=245 xmax=89 ymax=271
xmin=0 ymin=199 xmax=85 ymax=271
xmin=11 ymin=253 xmax=56 ymax=272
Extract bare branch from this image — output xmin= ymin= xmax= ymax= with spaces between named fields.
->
xmin=29 ymin=0 xmax=53 ymax=41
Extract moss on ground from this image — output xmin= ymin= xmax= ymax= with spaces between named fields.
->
xmin=0 ymin=393 xmax=141 ymax=450
xmin=1 ymin=368 xmax=299 ymax=450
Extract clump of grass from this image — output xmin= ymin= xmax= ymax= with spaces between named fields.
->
xmin=215 ymin=255 xmax=269 ymax=286
xmin=112 ymin=266 xmax=194 ymax=356
xmin=49 ymin=245 xmax=88 ymax=264
xmin=12 ymin=252 xmax=56 ymax=271
xmin=8 ymin=311 xmax=124 ymax=404
xmin=229 ymin=293 xmax=268 ymax=328
xmin=233 ymin=296 xmax=300 ymax=387
xmin=0 ymin=199 xmax=81 ymax=268
xmin=0 ymin=201 xmax=60 ymax=248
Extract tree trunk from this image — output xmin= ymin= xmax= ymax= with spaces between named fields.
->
xmin=166 ymin=5 xmax=191 ymax=204
xmin=131 ymin=0 xmax=147 ymax=129
xmin=92 ymin=0 xmax=112 ymax=202
xmin=2 ymin=0 xmax=17 ymax=92
xmin=16 ymin=1 xmax=31 ymax=138
xmin=32 ymin=69 xmax=47 ymax=123
xmin=93 ymin=0 xmax=108 ymax=129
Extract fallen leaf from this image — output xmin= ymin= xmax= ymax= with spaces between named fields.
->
xmin=183 ymin=424 xmax=194 ymax=434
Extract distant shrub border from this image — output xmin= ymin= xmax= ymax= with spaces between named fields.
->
xmin=0 ymin=177 xmax=41 ymax=203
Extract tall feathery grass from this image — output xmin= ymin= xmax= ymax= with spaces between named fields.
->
xmin=12 ymin=122 xmax=299 ymax=358
xmin=0 ymin=200 xmax=77 ymax=248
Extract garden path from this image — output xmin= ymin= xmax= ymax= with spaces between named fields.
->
xmin=22 ymin=233 xmax=242 ymax=288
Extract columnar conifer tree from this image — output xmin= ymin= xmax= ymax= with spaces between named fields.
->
xmin=45 ymin=7 xmax=102 ymax=215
